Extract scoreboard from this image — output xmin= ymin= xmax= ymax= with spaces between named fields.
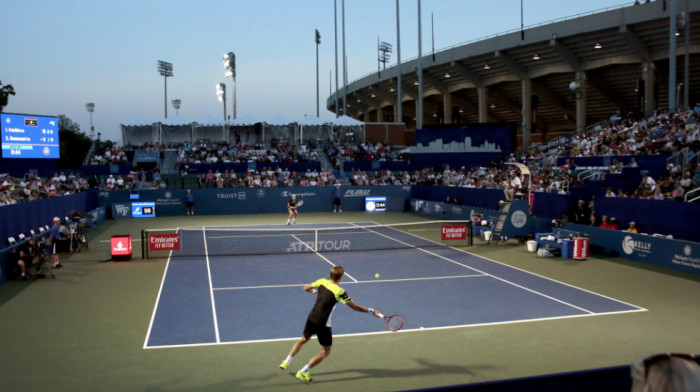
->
xmin=1 ymin=112 xmax=60 ymax=159
xmin=365 ymin=196 xmax=386 ymax=212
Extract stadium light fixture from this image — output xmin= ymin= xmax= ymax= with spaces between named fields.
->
xmin=223 ymin=52 xmax=236 ymax=120
xmin=484 ymin=64 xmax=491 ymax=70
xmin=315 ymin=29 xmax=321 ymax=117
xmin=594 ymin=42 xmax=602 ymax=49
xmin=171 ymin=99 xmax=181 ymax=116
xmin=378 ymin=40 xmax=392 ymax=75
xmin=85 ymin=103 xmax=95 ymax=140
xmin=532 ymin=54 xmax=540 ymax=60
xmin=157 ymin=61 xmax=173 ymax=119
xmin=216 ymin=83 xmax=227 ymax=122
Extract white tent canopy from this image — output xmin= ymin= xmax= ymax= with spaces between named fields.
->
xmin=333 ymin=115 xmax=364 ymax=126
xmin=196 ymin=115 xmax=226 ymax=126
xmin=265 ymin=115 xmax=295 ymax=126
xmin=231 ymin=114 xmax=259 ymax=126
xmin=159 ymin=115 xmax=191 ymax=126
xmin=121 ymin=116 xmax=152 ymax=126
xmin=298 ymin=115 xmax=330 ymax=126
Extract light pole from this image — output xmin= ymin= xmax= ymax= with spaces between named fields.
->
xmin=315 ymin=29 xmax=321 ymax=118
xmin=223 ymin=52 xmax=236 ymax=120
xmin=216 ymin=83 xmax=227 ymax=122
xmin=378 ymin=39 xmax=392 ymax=77
xmin=171 ymin=99 xmax=181 ymax=116
xmin=85 ymin=102 xmax=95 ymax=140
xmin=157 ymin=61 xmax=173 ymax=119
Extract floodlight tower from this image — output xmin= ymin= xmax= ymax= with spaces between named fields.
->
xmin=85 ymin=102 xmax=95 ymax=140
xmin=378 ymin=40 xmax=392 ymax=76
xmin=157 ymin=60 xmax=173 ymax=119
xmin=216 ymin=83 xmax=227 ymax=122
xmin=223 ymin=52 xmax=236 ymax=120
xmin=171 ymin=99 xmax=181 ymax=116
xmin=315 ymin=29 xmax=321 ymax=117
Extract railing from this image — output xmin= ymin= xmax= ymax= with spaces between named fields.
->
xmin=577 ymin=168 xmax=606 ymax=182
xmin=666 ymin=147 xmax=689 ymax=169
xmin=688 ymin=150 xmax=700 ymax=169
xmin=561 ymin=179 xmax=570 ymax=193
xmin=685 ymin=187 xmax=700 ymax=202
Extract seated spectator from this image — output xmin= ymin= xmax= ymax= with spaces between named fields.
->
xmin=17 ymin=237 xmax=41 ymax=280
xmin=626 ymin=221 xmax=639 ymax=233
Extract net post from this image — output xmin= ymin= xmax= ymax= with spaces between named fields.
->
xmin=314 ymin=229 xmax=318 ymax=252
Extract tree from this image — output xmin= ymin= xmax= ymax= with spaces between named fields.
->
xmin=58 ymin=114 xmax=82 ymax=134
xmin=0 ymin=80 xmax=16 ymax=113
xmin=57 ymin=114 xmax=91 ymax=169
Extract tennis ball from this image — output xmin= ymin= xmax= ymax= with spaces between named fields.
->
xmin=375 ymin=273 xmax=380 ymax=279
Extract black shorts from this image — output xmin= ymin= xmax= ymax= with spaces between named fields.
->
xmin=302 ymin=319 xmax=332 ymax=347
xmin=333 ymin=197 xmax=341 ymax=206
xmin=186 ymin=201 xmax=194 ymax=207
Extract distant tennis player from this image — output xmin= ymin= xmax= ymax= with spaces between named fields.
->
xmin=279 ymin=265 xmax=381 ymax=383
xmin=286 ymin=194 xmax=298 ymax=225
xmin=332 ymin=185 xmax=342 ymax=213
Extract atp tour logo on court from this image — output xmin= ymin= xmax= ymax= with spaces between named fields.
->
xmin=149 ymin=233 xmax=180 ymax=251
xmin=286 ymin=240 xmax=351 ymax=252
xmin=441 ymin=225 xmax=467 ymax=240
xmin=622 ymin=236 xmax=652 ymax=255
xmin=510 ymin=210 xmax=527 ymax=228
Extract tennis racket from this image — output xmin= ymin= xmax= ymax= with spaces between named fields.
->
xmin=295 ymin=200 xmax=304 ymax=208
xmin=378 ymin=313 xmax=404 ymax=332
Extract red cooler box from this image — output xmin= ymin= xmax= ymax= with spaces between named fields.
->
xmin=111 ymin=235 xmax=132 ymax=261
xmin=573 ymin=237 xmax=589 ymax=260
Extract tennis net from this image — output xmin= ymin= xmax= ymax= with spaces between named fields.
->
xmin=141 ymin=220 xmax=473 ymax=259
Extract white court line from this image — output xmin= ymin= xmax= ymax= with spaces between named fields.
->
xmin=362 ymin=221 xmax=646 ymax=314
xmin=144 ymin=221 xmax=646 ymax=349
xmin=142 ymin=227 xmax=179 ymax=349
xmin=203 ymin=226 xmax=222 ymax=343
xmin=212 ymin=274 xmax=487 ymax=291
xmin=143 ymin=307 xmax=647 ymax=349
xmin=291 ymin=233 xmax=359 ymax=283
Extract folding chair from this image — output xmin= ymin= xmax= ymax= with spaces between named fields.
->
xmin=30 ymin=229 xmax=37 ymax=238
xmin=39 ymin=227 xmax=45 ymax=234
xmin=18 ymin=233 xmax=26 ymax=242
xmin=32 ymin=238 xmax=55 ymax=280
xmin=7 ymin=237 xmax=17 ymax=246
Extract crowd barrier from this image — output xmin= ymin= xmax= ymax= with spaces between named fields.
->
xmin=554 ymin=223 xmax=700 ymax=276
xmin=83 ymin=163 xmax=135 ymax=176
xmin=594 ymin=196 xmax=699 ymax=242
xmin=98 ymin=186 xmax=411 ymax=218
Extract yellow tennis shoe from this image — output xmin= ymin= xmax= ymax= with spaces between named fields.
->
xmin=295 ymin=370 xmax=312 ymax=383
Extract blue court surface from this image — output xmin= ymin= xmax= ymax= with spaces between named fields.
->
xmin=143 ymin=222 xmax=645 ymax=349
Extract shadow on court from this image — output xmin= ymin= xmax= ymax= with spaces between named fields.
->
xmin=313 ymin=358 xmax=494 ymax=384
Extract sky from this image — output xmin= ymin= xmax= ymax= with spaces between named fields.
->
xmin=0 ymin=0 xmax=632 ymax=142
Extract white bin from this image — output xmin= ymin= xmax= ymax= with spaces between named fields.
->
xmin=526 ymin=240 xmax=537 ymax=252
xmin=484 ymin=231 xmax=492 ymax=241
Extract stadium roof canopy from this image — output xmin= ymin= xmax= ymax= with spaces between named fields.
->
xmin=327 ymin=1 xmax=700 ymax=146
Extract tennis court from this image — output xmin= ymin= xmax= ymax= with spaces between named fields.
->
xmin=3 ymin=212 xmax=700 ymax=392
xmin=144 ymin=221 xmax=644 ymax=349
